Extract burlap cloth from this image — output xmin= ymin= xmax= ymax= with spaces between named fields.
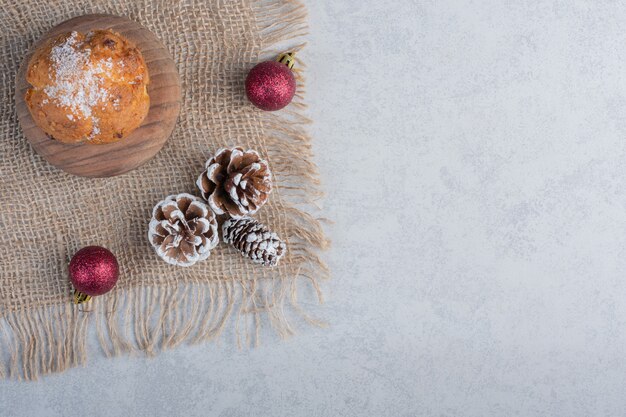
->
xmin=0 ymin=0 xmax=328 ymax=380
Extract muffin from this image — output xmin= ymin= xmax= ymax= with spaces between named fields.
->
xmin=25 ymin=30 xmax=150 ymax=144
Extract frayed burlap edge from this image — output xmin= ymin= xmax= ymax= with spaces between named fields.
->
xmin=0 ymin=0 xmax=329 ymax=381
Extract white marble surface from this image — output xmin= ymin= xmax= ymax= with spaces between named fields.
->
xmin=4 ymin=0 xmax=626 ymax=415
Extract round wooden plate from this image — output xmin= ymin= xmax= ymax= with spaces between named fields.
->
xmin=15 ymin=14 xmax=181 ymax=178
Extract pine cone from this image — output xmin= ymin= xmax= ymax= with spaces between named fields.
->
xmin=222 ymin=217 xmax=286 ymax=267
xmin=148 ymin=193 xmax=219 ymax=267
xmin=196 ymin=147 xmax=272 ymax=218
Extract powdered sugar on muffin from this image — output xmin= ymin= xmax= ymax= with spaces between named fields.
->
xmin=25 ymin=30 xmax=150 ymax=144
xmin=44 ymin=31 xmax=111 ymax=139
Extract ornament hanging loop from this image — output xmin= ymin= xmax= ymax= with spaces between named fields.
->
xmin=277 ymin=52 xmax=296 ymax=69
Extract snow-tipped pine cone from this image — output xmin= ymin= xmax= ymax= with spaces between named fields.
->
xmin=196 ymin=147 xmax=272 ymax=218
xmin=148 ymin=193 xmax=219 ymax=267
xmin=222 ymin=217 xmax=286 ymax=267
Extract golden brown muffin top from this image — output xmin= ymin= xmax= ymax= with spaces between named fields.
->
xmin=25 ymin=30 xmax=150 ymax=144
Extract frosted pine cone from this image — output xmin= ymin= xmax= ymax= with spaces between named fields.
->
xmin=222 ymin=217 xmax=286 ymax=267
xmin=148 ymin=193 xmax=219 ymax=267
xmin=196 ymin=147 xmax=272 ymax=218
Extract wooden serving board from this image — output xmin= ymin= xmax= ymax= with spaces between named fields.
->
xmin=15 ymin=14 xmax=181 ymax=178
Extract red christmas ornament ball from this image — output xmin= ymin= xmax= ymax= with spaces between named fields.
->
xmin=69 ymin=246 xmax=119 ymax=297
xmin=245 ymin=61 xmax=296 ymax=111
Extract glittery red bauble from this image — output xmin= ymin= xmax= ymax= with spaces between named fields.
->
xmin=245 ymin=61 xmax=296 ymax=111
xmin=69 ymin=246 xmax=119 ymax=296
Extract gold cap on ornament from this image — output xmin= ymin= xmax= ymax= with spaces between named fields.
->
xmin=276 ymin=52 xmax=296 ymax=69
xmin=73 ymin=289 xmax=92 ymax=304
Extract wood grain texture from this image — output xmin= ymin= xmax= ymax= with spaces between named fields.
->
xmin=15 ymin=14 xmax=181 ymax=178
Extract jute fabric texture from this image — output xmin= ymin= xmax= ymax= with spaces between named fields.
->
xmin=0 ymin=0 xmax=327 ymax=380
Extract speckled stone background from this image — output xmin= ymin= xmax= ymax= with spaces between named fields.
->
xmin=4 ymin=0 xmax=626 ymax=415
